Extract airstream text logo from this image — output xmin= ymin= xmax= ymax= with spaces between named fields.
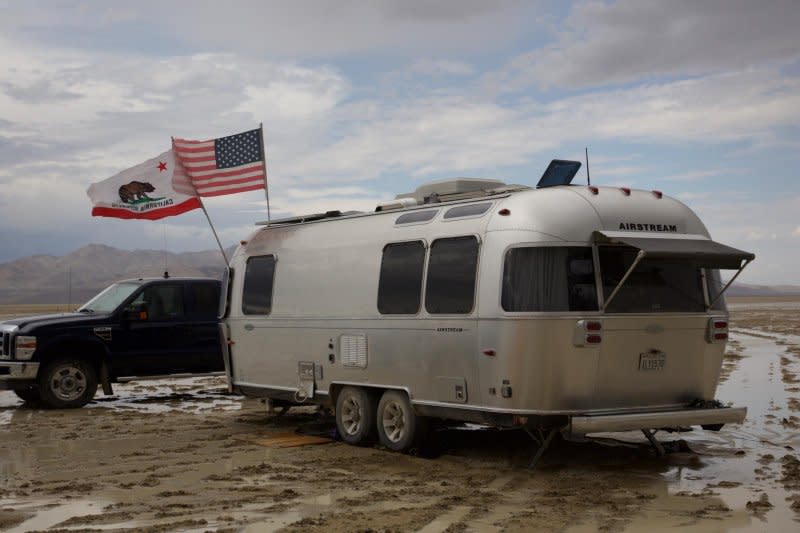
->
xmin=437 ymin=327 xmax=464 ymax=333
xmin=619 ymin=223 xmax=678 ymax=232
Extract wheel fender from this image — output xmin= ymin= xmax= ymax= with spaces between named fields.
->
xmin=38 ymin=338 xmax=111 ymax=390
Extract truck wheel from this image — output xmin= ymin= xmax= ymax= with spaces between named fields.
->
xmin=377 ymin=390 xmax=427 ymax=452
xmin=38 ymin=358 xmax=98 ymax=409
xmin=335 ymin=386 xmax=377 ymax=445
xmin=14 ymin=386 xmax=41 ymax=405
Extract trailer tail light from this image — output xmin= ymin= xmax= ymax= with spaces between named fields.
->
xmin=652 ymin=190 xmax=663 ymax=199
xmin=573 ymin=320 xmax=602 ymax=347
xmin=620 ymin=187 xmax=631 ymax=196
xmin=588 ymin=186 xmax=599 ymax=195
xmin=707 ymin=317 xmax=729 ymax=343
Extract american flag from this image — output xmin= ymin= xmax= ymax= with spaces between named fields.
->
xmin=172 ymin=128 xmax=266 ymax=197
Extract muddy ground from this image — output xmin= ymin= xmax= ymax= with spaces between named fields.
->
xmin=1 ymin=298 xmax=799 ymax=532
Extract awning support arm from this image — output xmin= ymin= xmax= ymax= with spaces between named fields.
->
xmin=707 ymin=258 xmax=753 ymax=310
xmin=602 ymin=250 xmax=646 ymax=312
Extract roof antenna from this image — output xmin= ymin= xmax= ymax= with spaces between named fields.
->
xmin=585 ymin=147 xmax=591 ymax=186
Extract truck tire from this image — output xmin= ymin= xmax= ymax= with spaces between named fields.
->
xmin=376 ymin=390 xmax=428 ymax=452
xmin=14 ymin=386 xmax=41 ymax=405
xmin=37 ymin=358 xmax=98 ymax=409
xmin=335 ymin=386 xmax=377 ymax=445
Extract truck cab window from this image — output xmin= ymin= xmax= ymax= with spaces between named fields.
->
xmin=425 ymin=236 xmax=479 ymax=314
xmin=243 ymin=255 xmax=276 ymax=315
xmin=378 ymin=241 xmax=425 ymax=314
xmin=131 ymin=284 xmax=185 ymax=321
xmin=191 ymin=282 xmax=220 ymax=318
xmin=502 ymin=247 xmax=598 ymax=312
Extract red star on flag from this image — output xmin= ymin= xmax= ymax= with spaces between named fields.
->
xmin=157 ymin=161 xmax=167 ymax=172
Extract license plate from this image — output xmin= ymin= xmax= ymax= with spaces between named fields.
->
xmin=639 ymin=350 xmax=666 ymax=371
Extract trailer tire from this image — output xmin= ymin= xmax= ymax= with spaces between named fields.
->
xmin=38 ymin=358 xmax=98 ymax=409
xmin=377 ymin=390 xmax=427 ymax=453
xmin=335 ymin=386 xmax=377 ymax=445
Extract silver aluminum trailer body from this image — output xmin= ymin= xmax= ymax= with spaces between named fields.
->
xmin=224 ymin=184 xmax=751 ymax=449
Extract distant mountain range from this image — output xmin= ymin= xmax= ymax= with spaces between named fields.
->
xmin=726 ymin=282 xmax=800 ymax=297
xmin=0 ymin=244 xmax=797 ymax=304
xmin=0 ymin=244 xmax=232 ymax=304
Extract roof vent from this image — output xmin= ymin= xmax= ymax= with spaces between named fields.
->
xmin=375 ymin=197 xmax=418 ymax=212
xmin=397 ymin=178 xmax=509 ymax=204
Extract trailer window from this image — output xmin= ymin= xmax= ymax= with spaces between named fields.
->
xmin=599 ymin=246 xmax=705 ymax=313
xmin=396 ymin=210 xmax=437 ymax=225
xmin=706 ymin=268 xmax=727 ymax=311
xmin=378 ymin=241 xmax=426 ymax=314
xmin=426 ymin=236 xmax=479 ymax=314
xmin=443 ymin=203 xmax=491 ymax=219
xmin=242 ymin=255 xmax=276 ymax=315
xmin=502 ymin=247 xmax=598 ymax=312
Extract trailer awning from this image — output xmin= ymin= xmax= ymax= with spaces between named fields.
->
xmin=593 ymin=231 xmax=755 ymax=270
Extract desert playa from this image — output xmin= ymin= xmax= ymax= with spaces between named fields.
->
xmin=1 ymin=297 xmax=799 ymax=532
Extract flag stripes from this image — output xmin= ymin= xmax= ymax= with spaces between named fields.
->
xmin=173 ymin=128 xmax=266 ymax=197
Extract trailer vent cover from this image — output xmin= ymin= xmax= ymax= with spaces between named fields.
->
xmin=340 ymin=334 xmax=368 ymax=368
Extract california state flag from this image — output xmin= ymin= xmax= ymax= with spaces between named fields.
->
xmin=87 ymin=150 xmax=201 ymax=220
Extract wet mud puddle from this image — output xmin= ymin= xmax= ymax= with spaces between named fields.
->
xmin=632 ymin=329 xmax=800 ymax=531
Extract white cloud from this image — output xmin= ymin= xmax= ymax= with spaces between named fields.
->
xmin=279 ymin=68 xmax=800 ymax=185
xmin=659 ymin=169 xmax=732 ymax=182
xmin=285 ymin=186 xmax=375 ymax=200
xmin=686 ymin=194 xmax=800 ymax=284
xmin=1 ymin=1 xmax=799 ymax=287
xmin=235 ymin=65 xmax=349 ymax=120
xmin=492 ymin=0 xmax=800 ymax=90
xmin=407 ymin=59 xmax=475 ymax=77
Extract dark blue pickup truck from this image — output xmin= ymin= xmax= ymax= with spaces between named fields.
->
xmin=0 ymin=277 xmax=224 ymax=408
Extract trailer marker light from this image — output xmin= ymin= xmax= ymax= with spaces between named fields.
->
xmin=240 ymin=240 xmax=248 ymax=245
xmin=586 ymin=334 xmax=602 ymax=344
xmin=589 ymin=186 xmax=599 ymax=195
xmin=652 ymin=190 xmax=663 ymax=199
xmin=714 ymin=332 xmax=728 ymax=341
xmin=620 ymin=187 xmax=631 ymax=196
xmin=498 ymin=208 xmax=511 ymax=216
xmin=482 ymin=349 xmax=496 ymax=356
xmin=586 ymin=321 xmax=602 ymax=331
xmin=714 ymin=321 xmax=728 ymax=329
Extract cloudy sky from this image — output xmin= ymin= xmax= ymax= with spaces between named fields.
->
xmin=1 ymin=0 xmax=798 ymax=284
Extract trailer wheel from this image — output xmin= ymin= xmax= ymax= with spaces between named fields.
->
xmin=377 ymin=390 xmax=427 ymax=452
xmin=335 ymin=386 xmax=377 ymax=445
xmin=38 ymin=358 xmax=98 ymax=409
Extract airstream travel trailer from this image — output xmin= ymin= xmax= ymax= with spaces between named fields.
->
xmin=222 ymin=160 xmax=753 ymax=460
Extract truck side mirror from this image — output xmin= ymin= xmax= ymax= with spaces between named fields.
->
xmin=123 ymin=302 xmax=148 ymax=322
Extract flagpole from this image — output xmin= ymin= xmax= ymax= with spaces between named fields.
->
xmin=200 ymin=198 xmax=229 ymax=265
xmin=258 ymin=123 xmax=272 ymax=224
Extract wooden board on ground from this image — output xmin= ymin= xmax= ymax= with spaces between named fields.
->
xmin=237 ymin=432 xmax=333 ymax=448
